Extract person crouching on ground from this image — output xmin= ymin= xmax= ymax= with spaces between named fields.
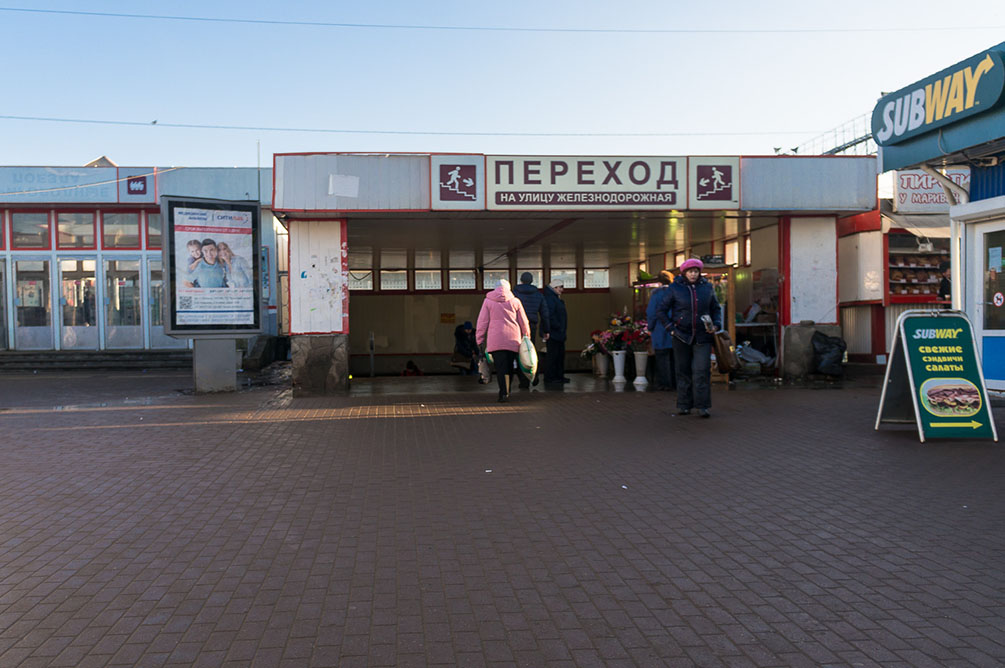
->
xmin=476 ymin=278 xmax=531 ymax=403
xmin=654 ymin=258 xmax=721 ymax=418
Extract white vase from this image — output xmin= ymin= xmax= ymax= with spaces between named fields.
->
xmin=594 ymin=354 xmax=610 ymax=378
xmin=611 ymin=350 xmax=627 ymax=383
xmin=633 ymin=351 xmax=649 ymax=389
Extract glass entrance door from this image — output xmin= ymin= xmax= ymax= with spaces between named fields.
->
xmin=0 ymin=261 xmax=7 ymax=350
xmin=58 ymin=258 xmax=98 ymax=350
xmin=104 ymin=258 xmax=142 ymax=349
xmin=14 ymin=259 xmax=53 ymax=350
xmin=148 ymin=259 xmax=186 ymax=348
xmin=978 ymin=222 xmax=1005 ymax=390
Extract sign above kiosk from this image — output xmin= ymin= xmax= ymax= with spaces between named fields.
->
xmin=872 ymin=49 xmax=1005 ymax=147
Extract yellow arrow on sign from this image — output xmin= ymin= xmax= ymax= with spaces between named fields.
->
xmin=930 ymin=421 xmax=983 ymax=429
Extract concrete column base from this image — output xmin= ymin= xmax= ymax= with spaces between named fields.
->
xmin=292 ymin=334 xmax=350 ymax=396
xmin=193 ymin=339 xmax=238 ymax=393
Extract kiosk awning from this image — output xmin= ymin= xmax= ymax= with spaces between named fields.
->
xmin=881 ymin=211 xmax=950 ymax=238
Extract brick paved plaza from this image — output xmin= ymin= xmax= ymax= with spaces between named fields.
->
xmin=1 ymin=370 xmax=1003 ymax=667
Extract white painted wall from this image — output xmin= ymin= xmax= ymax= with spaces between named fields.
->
xmin=289 ymin=220 xmax=347 ymax=335
xmin=789 ymin=217 xmax=837 ymax=324
xmin=837 ymin=231 xmax=884 ymax=303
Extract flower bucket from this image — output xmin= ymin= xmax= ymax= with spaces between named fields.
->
xmin=633 ymin=351 xmax=649 ymax=389
xmin=611 ymin=350 xmax=627 ymax=383
xmin=594 ymin=354 xmax=610 ymax=377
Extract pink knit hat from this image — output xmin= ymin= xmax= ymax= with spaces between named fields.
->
xmin=679 ymin=258 xmax=703 ymax=272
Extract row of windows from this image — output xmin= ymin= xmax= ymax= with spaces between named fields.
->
xmin=0 ymin=210 xmax=162 ymax=251
xmin=348 ymin=267 xmax=610 ymax=292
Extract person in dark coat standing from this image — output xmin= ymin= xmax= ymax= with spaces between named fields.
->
xmin=513 ymin=272 xmax=550 ymax=388
xmin=646 ymin=270 xmax=676 ymax=391
xmin=654 ymin=258 xmax=722 ymax=418
xmin=542 ymin=278 xmax=568 ymax=385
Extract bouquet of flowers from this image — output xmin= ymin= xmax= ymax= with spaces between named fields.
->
xmin=600 ymin=312 xmax=651 ymax=353
xmin=580 ymin=330 xmax=609 ymax=360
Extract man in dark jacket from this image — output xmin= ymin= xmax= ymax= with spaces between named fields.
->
xmin=513 ymin=272 xmax=550 ymax=387
xmin=646 ymin=270 xmax=676 ymax=390
xmin=542 ymin=278 xmax=568 ymax=385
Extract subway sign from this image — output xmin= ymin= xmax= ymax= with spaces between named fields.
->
xmin=872 ymin=50 xmax=1005 ymax=147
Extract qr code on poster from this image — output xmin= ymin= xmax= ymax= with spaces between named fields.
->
xmin=178 ymin=296 xmax=193 ymax=310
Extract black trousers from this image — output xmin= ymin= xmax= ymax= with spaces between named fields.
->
xmin=672 ymin=338 xmax=712 ymax=410
xmin=653 ymin=348 xmax=676 ymax=390
xmin=491 ymin=349 xmax=517 ymax=397
xmin=544 ymin=339 xmax=565 ymax=383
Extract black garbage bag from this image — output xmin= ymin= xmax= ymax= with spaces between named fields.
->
xmin=811 ymin=331 xmax=847 ymax=376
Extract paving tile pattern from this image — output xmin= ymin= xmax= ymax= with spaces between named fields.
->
xmin=0 ymin=371 xmax=1004 ymax=666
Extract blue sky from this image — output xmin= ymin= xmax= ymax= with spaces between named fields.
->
xmin=2 ymin=0 xmax=1004 ymax=167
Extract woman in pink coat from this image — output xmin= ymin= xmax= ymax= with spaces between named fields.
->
xmin=476 ymin=278 xmax=531 ymax=402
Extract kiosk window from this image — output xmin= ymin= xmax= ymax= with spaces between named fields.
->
xmin=584 ymin=269 xmax=609 ymax=289
xmin=449 ymin=270 xmax=476 ymax=290
xmin=146 ymin=212 xmax=162 ymax=249
xmin=348 ymin=247 xmax=373 ymax=290
xmin=12 ymin=212 xmax=50 ymax=249
xmin=102 ymin=212 xmax=140 ymax=249
xmin=57 ymin=212 xmax=96 ymax=249
xmin=551 ymin=269 xmax=577 ymax=289
xmin=380 ymin=270 xmax=408 ymax=291
xmin=483 ymin=269 xmax=509 ymax=289
xmin=725 ymin=240 xmax=739 ymax=266
xmin=415 ymin=270 xmax=442 ymax=290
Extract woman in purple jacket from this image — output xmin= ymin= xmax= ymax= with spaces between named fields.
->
xmin=476 ymin=279 xmax=531 ymax=402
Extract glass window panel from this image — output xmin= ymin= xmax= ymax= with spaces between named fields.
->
xmin=550 ymin=269 xmax=577 ymax=289
xmin=725 ymin=240 xmax=739 ymax=266
xmin=0 ymin=211 xmax=5 ymax=250
xmin=380 ymin=248 xmax=407 ymax=269
xmin=149 ymin=259 xmax=164 ymax=327
xmin=415 ymin=269 xmax=442 ymax=290
xmin=103 ymin=212 xmax=140 ymax=248
xmin=57 ymin=212 xmax=95 ymax=248
xmin=583 ymin=268 xmax=609 ymax=289
xmin=12 ymin=212 xmax=49 ymax=248
xmin=482 ymin=248 xmax=508 ymax=268
xmin=674 ymin=252 xmax=686 ymax=268
xmin=516 ymin=246 xmax=542 ymax=267
xmin=551 ymin=245 xmax=577 ymax=268
xmin=744 ymin=236 xmax=751 ymax=265
xmin=518 ymin=269 xmax=543 ymax=287
xmin=483 ymin=269 xmax=509 ymax=289
xmin=348 ymin=247 xmax=372 ymax=269
xmin=348 ymin=270 xmax=373 ymax=290
xmin=449 ymin=250 xmax=475 ymax=268
xmin=985 ymin=230 xmax=1005 ymax=330
xmin=583 ymin=248 xmax=609 ymax=267
xmin=415 ymin=249 xmax=441 ymax=269
xmin=449 ymin=270 xmax=476 ymax=290
xmin=147 ymin=212 xmax=162 ymax=248
xmin=380 ymin=270 xmax=408 ymax=290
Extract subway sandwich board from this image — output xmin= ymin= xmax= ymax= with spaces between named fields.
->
xmin=876 ymin=310 xmax=997 ymax=442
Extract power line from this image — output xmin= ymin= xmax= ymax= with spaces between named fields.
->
xmin=0 ymin=6 xmax=1001 ymax=34
xmin=0 ymin=114 xmax=819 ymax=138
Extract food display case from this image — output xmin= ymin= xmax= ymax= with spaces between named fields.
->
xmin=885 ymin=231 xmax=949 ymax=304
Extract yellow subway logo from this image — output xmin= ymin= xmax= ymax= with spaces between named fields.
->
xmin=872 ymin=50 xmax=1005 ymax=146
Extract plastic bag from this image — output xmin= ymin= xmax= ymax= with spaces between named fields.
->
xmin=811 ymin=331 xmax=847 ymax=376
xmin=518 ymin=336 xmax=538 ymax=380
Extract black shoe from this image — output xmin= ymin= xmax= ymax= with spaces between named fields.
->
xmin=698 ymin=409 xmax=710 ymax=418
xmin=561 ymin=377 xmax=571 ymax=383
xmin=676 ymin=409 xmax=691 ymax=416
xmin=532 ymin=376 xmax=540 ymax=386
xmin=498 ymin=393 xmax=509 ymax=403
